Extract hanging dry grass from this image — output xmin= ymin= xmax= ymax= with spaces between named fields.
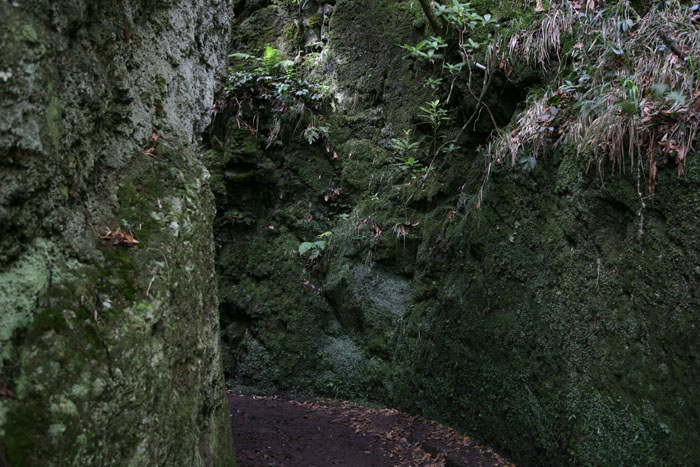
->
xmin=489 ymin=0 xmax=700 ymax=195
xmin=505 ymin=2 xmax=576 ymax=71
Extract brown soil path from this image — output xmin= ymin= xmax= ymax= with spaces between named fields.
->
xmin=228 ymin=392 xmax=513 ymax=467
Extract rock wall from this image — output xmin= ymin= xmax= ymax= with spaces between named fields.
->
xmin=213 ymin=0 xmax=700 ymax=465
xmin=0 ymin=0 xmax=235 ymax=465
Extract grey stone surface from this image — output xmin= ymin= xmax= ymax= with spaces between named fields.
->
xmin=0 ymin=0 xmax=236 ymax=465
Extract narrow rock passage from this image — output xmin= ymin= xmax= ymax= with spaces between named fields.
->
xmin=228 ymin=393 xmax=512 ymax=466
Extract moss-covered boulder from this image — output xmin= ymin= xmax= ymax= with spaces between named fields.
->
xmin=0 ymin=1 xmax=235 ymax=465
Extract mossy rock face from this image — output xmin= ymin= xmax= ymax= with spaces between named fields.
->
xmin=211 ymin=0 xmax=429 ymax=401
xmin=383 ymin=152 xmax=700 ymax=464
xmin=212 ymin=0 xmax=700 ymax=465
xmin=1 ymin=1 xmax=235 ymax=465
xmin=325 ymin=0 xmax=427 ymax=129
xmin=3 ymin=145 xmax=234 ymax=466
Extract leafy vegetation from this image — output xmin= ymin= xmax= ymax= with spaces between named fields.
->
xmin=487 ymin=0 xmax=700 ymax=197
xmin=214 ymin=1 xmax=700 ymax=465
xmin=405 ymin=0 xmax=700 ymax=212
xmin=298 ymin=231 xmax=332 ymax=263
xmin=226 ymin=46 xmax=329 ymax=147
xmin=400 ymin=36 xmax=448 ymax=63
xmin=389 ymin=1 xmax=497 ymax=193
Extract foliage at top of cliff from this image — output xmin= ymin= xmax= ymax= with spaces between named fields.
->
xmin=407 ymin=0 xmax=699 ymax=208
xmin=488 ymin=0 xmax=700 ymax=195
xmin=225 ymin=46 xmax=329 ymax=147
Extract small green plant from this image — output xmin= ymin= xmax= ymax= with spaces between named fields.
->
xmin=420 ymin=99 xmax=451 ymax=158
xmin=303 ymin=124 xmax=329 ymax=144
xmin=424 ymin=77 xmax=444 ymax=89
xmin=222 ymin=209 xmax=256 ymax=226
xmin=617 ymin=76 xmax=640 ymax=116
xmin=518 ymin=155 xmax=537 ymax=172
xmin=440 ymin=142 xmax=460 ymax=156
xmin=442 ymin=62 xmax=465 ymax=74
xmin=434 ymin=1 xmax=496 ymax=31
xmin=263 ymin=45 xmax=295 ymax=74
xmin=390 ymin=128 xmax=431 ymax=178
xmin=298 ymin=231 xmax=332 ymax=261
xmin=464 ymin=37 xmax=481 ymax=54
xmin=508 ymin=221 xmax=520 ymax=243
xmin=400 ymin=36 xmax=447 ymax=63
xmin=226 ymin=46 xmax=329 ymax=146
xmin=390 ymin=129 xmax=420 ymax=156
xmin=399 ymin=156 xmax=422 ymax=171
xmin=420 ymin=99 xmax=451 ymax=128
xmin=411 ymin=0 xmax=501 ymax=134
xmin=229 ymin=46 xmax=294 ymax=76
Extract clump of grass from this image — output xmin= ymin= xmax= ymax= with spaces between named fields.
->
xmin=489 ymin=0 xmax=700 ymax=197
xmin=504 ymin=2 xmax=576 ymax=71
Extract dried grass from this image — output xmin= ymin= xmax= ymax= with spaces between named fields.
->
xmin=491 ymin=0 xmax=700 ymax=194
xmin=506 ymin=3 xmax=575 ymax=70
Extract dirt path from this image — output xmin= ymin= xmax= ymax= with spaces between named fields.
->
xmin=228 ymin=392 xmax=512 ymax=466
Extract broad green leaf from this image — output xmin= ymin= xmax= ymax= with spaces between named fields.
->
xmin=298 ymin=242 xmax=316 ymax=255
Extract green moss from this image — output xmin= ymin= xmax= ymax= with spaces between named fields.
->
xmin=2 ymin=139 xmax=234 ymax=465
xmin=45 ymin=94 xmax=63 ymax=148
xmin=21 ymin=24 xmax=39 ymax=43
xmin=284 ymin=23 xmax=298 ymax=41
xmin=0 ymin=239 xmax=55 ymax=372
xmin=232 ymin=4 xmax=291 ymax=55
xmin=307 ymin=13 xmax=322 ymax=31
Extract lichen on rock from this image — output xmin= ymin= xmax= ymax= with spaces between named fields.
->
xmin=0 ymin=0 xmax=236 ymax=465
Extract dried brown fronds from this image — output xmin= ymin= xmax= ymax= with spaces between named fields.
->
xmin=100 ymin=227 xmax=140 ymax=246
